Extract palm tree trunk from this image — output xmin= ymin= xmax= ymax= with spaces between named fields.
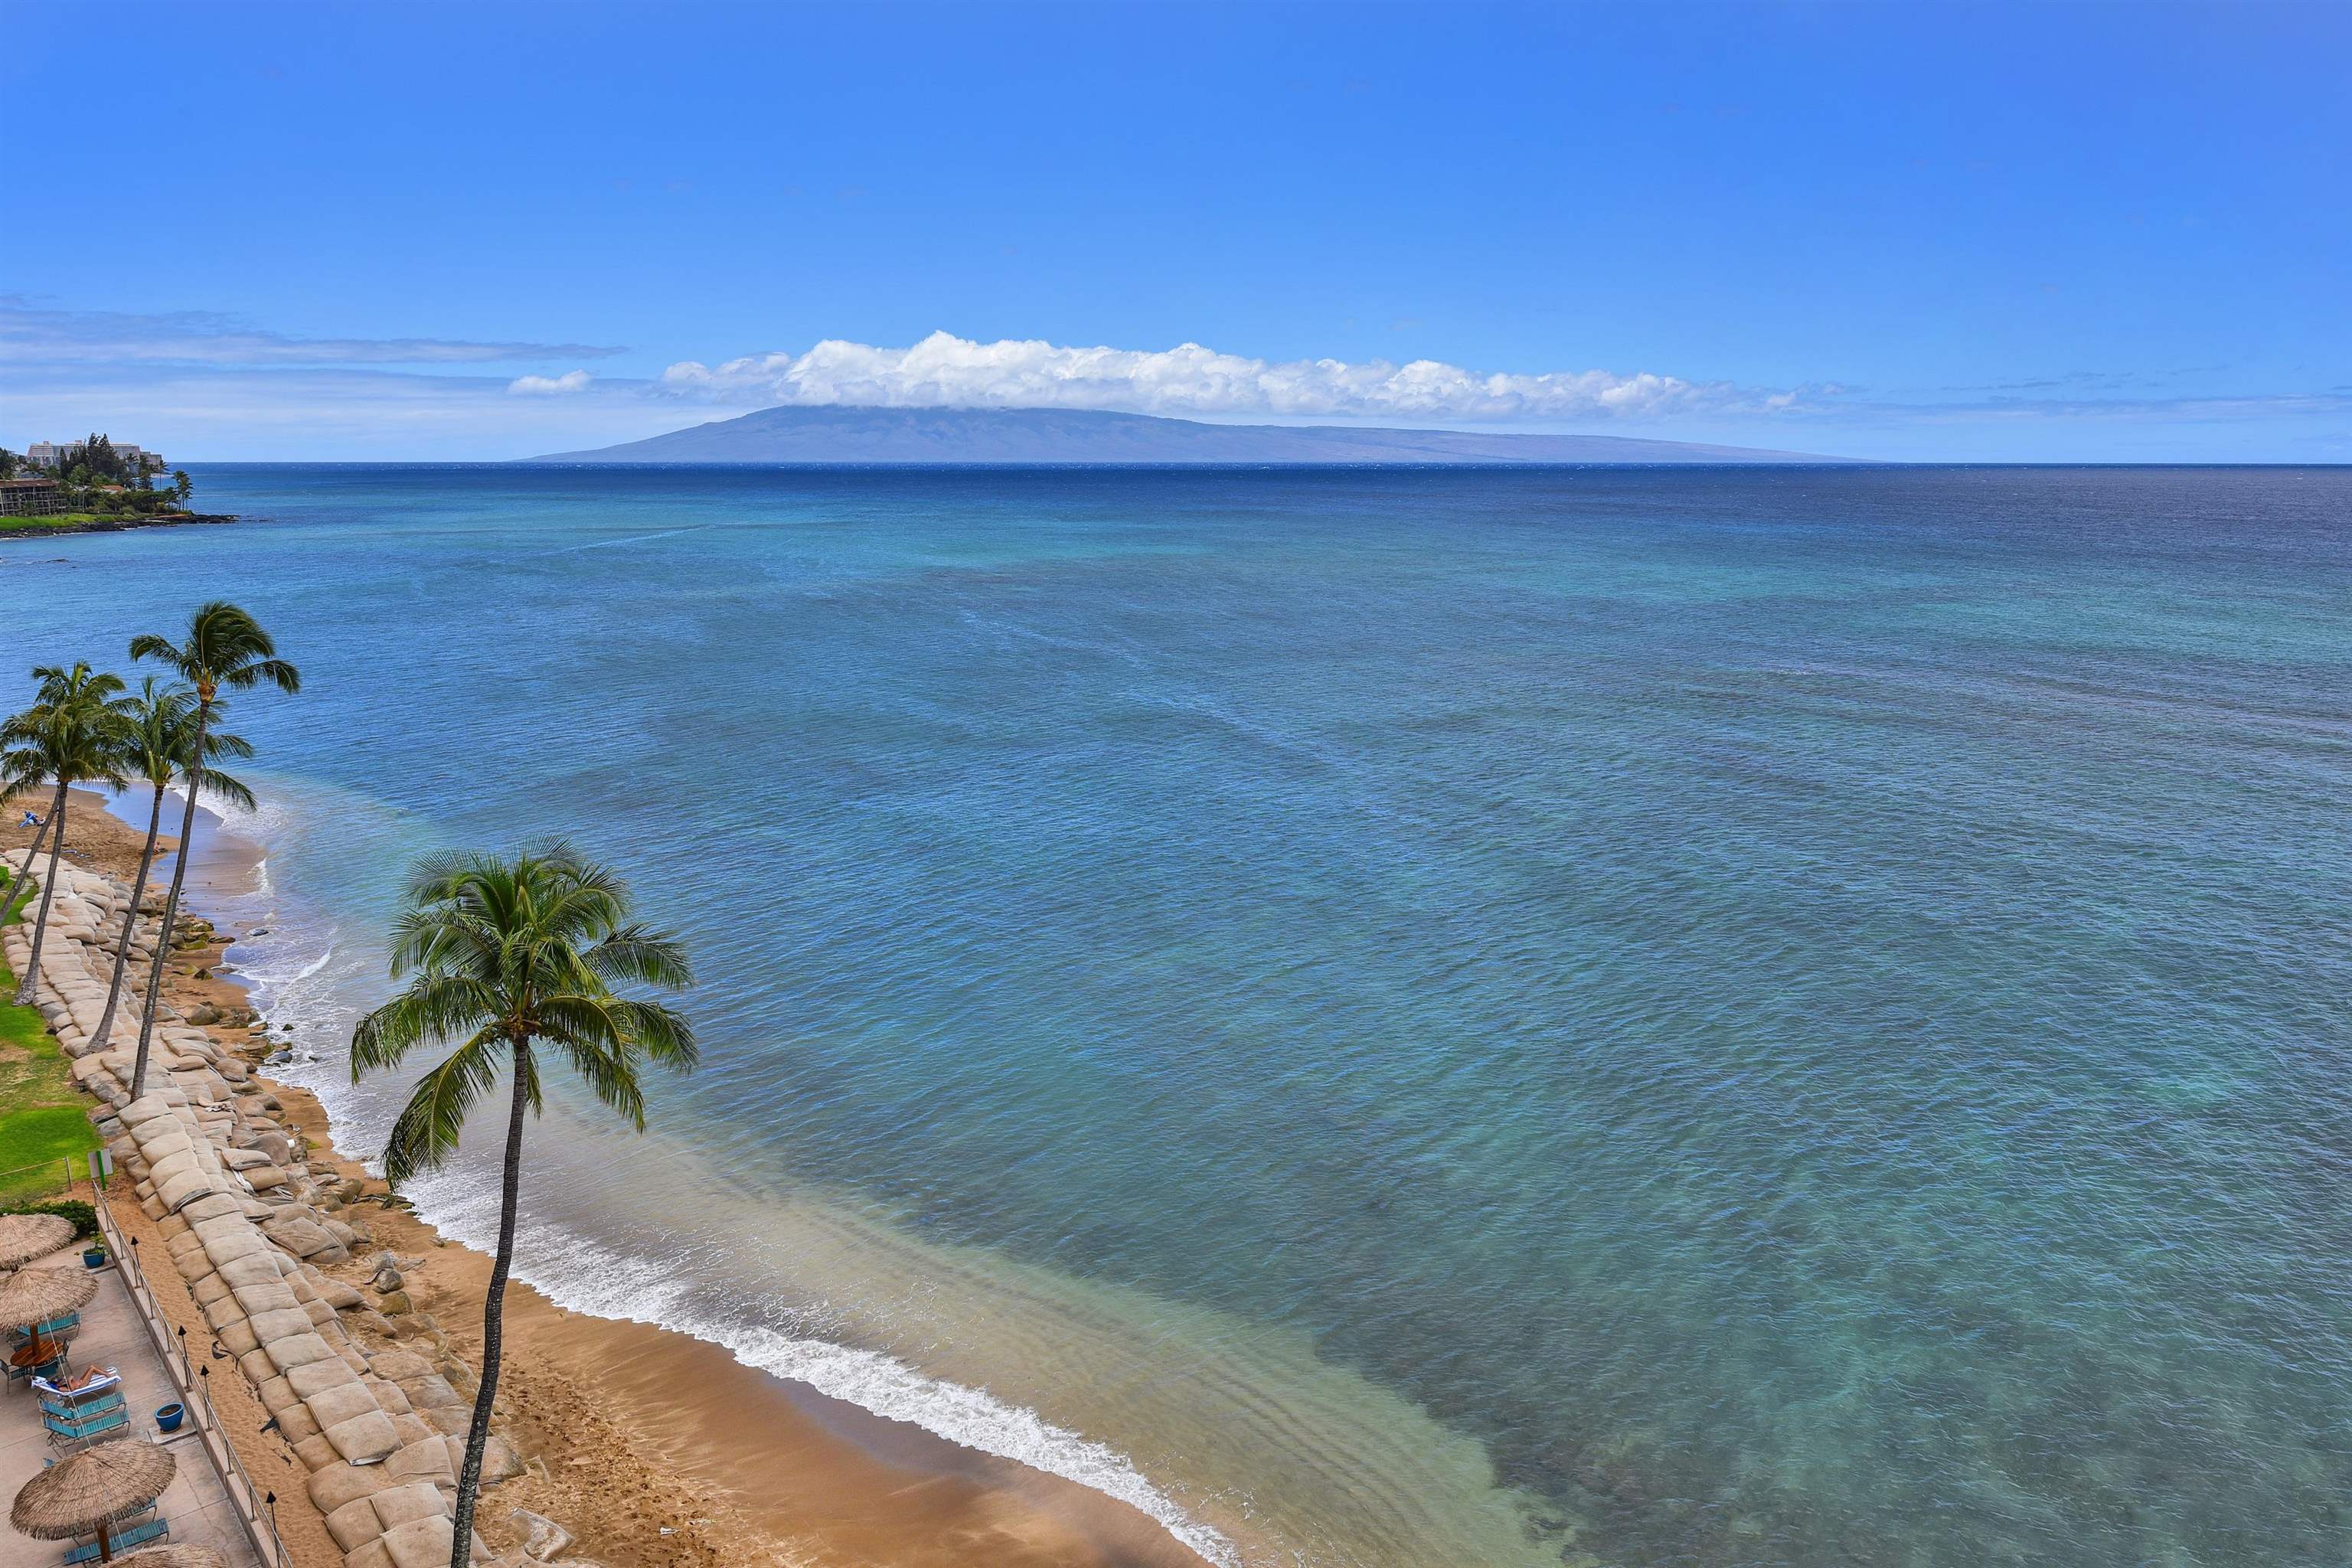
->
xmin=13 ymin=786 xmax=67 ymax=1007
xmin=448 ymin=1044 xmax=529 ymax=1568
xmin=91 ymin=785 xmax=166 ymax=1053
xmin=10 ymin=780 xmax=64 ymax=888
xmin=131 ymin=702 xmax=207 ymax=1101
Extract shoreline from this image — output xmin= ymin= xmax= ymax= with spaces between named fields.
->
xmin=21 ymin=788 xmax=1218 ymax=1568
xmin=0 ymin=511 xmax=241 ymax=540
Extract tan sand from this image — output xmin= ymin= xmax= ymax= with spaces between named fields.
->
xmin=6 ymin=791 xmax=1214 ymax=1568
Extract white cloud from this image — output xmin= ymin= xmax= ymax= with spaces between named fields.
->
xmin=1 ymin=297 xmax=624 ymax=367
xmin=508 ymin=369 xmax=594 ymax=395
xmin=658 ymin=330 xmax=1781 ymax=421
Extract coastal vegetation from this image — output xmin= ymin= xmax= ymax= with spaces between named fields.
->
xmin=0 ymin=436 xmax=203 ymax=538
xmin=351 ymin=842 xmax=698 ymax=1568
xmin=1 ymin=433 xmax=194 ymax=521
xmin=0 ymin=600 xmax=295 ymax=1161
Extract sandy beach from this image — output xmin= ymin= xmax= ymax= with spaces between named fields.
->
xmin=5 ymin=792 xmax=1213 ymax=1568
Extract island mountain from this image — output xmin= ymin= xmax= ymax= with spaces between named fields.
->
xmin=529 ymin=406 xmax=1842 ymax=465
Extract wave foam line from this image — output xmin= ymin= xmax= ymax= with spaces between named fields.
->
xmin=399 ymin=1169 xmax=1243 ymax=1568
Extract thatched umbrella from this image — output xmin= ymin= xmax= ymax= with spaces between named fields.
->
xmin=110 ymin=1547 xmax=225 ymax=1568
xmin=10 ymin=1438 xmax=176 ymax=1562
xmin=0 ymin=1263 xmax=98 ymax=1364
xmin=0 ymin=1211 xmax=75 ymax=1269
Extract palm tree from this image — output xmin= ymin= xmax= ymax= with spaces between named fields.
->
xmin=93 ymin=679 xmax=256 ymax=1079
xmin=126 ymin=603 xmax=298 ymax=1101
xmin=5 ymin=664 xmax=93 ymax=891
xmin=1 ymin=664 xmax=134 ymax=1006
xmin=350 ymin=843 xmax=695 ymax=1568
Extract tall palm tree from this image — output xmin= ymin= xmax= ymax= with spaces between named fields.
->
xmin=126 ymin=603 xmax=298 ymax=1099
xmin=1 ymin=664 xmax=134 ymax=1005
xmin=350 ymin=843 xmax=695 ymax=1568
xmin=93 ymin=679 xmax=256 ymax=1081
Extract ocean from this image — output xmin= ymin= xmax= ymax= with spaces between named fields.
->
xmin=8 ymin=463 xmax=2349 ymax=1567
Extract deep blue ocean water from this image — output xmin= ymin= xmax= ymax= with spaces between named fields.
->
xmin=8 ymin=464 xmax=2350 ymax=1567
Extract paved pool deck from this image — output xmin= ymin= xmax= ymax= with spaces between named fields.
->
xmin=2 ymin=1243 xmax=265 ymax=1568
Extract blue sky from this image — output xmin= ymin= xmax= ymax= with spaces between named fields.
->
xmin=4 ymin=1 xmax=2345 ymax=462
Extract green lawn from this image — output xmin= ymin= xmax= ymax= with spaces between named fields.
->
xmin=0 ymin=867 xmax=102 ymax=1200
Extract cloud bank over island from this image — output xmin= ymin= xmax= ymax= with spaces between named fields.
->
xmin=658 ymin=330 xmax=1807 ymax=421
xmin=5 ymin=296 xmax=2343 ymax=462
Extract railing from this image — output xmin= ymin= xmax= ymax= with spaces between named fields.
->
xmin=93 ymin=1194 xmax=295 ymax=1568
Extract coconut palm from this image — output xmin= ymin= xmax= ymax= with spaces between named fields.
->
xmin=5 ymin=663 xmax=100 ymax=891
xmin=349 ymin=841 xmax=694 ymax=1568
xmin=93 ymin=680 xmax=256 ymax=1083
xmin=126 ymin=603 xmax=298 ymax=1099
xmin=2 ymin=664 xmax=135 ymax=1005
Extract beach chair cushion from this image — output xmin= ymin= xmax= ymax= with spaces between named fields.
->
xmin=44 ymin=1404 xmax=129 ymax=1444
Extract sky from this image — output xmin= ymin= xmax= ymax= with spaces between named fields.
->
xmin=3 ymin=0 xmax=2347 ymax=462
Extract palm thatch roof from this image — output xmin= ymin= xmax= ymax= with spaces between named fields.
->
xmin=110 ymin=1547 xmax=227 ymax=1568
xmin=10 ymin=1439 xmax=176 ymax=1539
xmin=0 ymin=1212 xmax=76 ymax=1269
xmin=0 ymin=1263 xmax=97 ymax=1328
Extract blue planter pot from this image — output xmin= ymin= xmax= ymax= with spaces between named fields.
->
xmin=83 ymin=1249 xmax=106 ymax=1269
xmin=155 ymin=1403 xmax=185 ymax=1433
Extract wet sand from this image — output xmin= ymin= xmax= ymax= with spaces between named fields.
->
xmin=8 ymin=790 xmax=1214 ymax=1568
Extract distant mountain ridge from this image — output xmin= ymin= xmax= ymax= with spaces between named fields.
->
xmin=529 ymin=406 xmax=1845 ymax=465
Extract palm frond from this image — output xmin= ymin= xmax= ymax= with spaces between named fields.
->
xmin=583 ymin=924 xmax=695 ymax=989
xmin=351 ymin=974 xmax=503 ymax=1076
xmin=379 ymin=1032 xmax=505 ymax=1185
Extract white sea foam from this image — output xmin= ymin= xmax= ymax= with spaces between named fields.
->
xmin=399 ymin=1166 xmax=1244 ymax=1568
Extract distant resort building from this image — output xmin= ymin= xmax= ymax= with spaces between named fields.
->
xmin=0 ymin=476 xmax=66 ymax=516
xmin=27 ymin=438 xmax=165 ymax=472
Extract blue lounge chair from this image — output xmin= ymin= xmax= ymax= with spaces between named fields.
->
xmin=43 ymin=1403 xmax=129 ymax=1447
xmin=8 ymin=1314 xmax=82 ymax=1346
xmin=63 ymin=1514 xmax=168 ymax=1564
xmin=36 ymin=1370 xmax=126 ymax=1449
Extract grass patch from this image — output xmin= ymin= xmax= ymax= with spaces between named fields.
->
xmin=0 ymin=868 xmax=101 ymax=1200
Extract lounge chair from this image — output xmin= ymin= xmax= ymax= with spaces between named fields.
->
xmin=7 ymin=1352 xmax=67 ymax=1393
xmin=8 ymin=1314 xmax=82 ymax=1348
xmin=36 ymin=1370 xmax=127 ymax=1449
xmin=62 ymin=1511 xmax=168 ymax=1564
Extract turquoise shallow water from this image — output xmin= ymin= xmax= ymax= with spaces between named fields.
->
xmin=9 ymin=464 xmax=2351 ymax=1566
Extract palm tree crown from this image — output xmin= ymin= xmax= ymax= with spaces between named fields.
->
xmin=130 ymin=600 xmax=301 ymax=703
xmin=353 ymin=841 xmax=697 ymax=1181
xmin=122 ymin=678 xmax=256 ymax=807
xmin=2 ymin=663 xmax=135 ymax=1004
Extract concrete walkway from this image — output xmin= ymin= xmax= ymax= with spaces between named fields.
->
xmin=2 ymin=1243 xmax=263 ymax=1568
